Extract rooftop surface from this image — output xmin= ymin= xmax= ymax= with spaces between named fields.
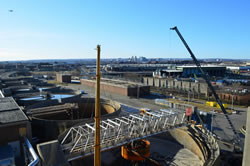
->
xmin=177 ymin=65 xmax=226 ymax=68
xmin=81 ymin=78 xmax=147 ymax=88
xmin=161 ymin=69 xmax=183 ymax=72
xmin=0 ymin=97 xmax=28 ymax=124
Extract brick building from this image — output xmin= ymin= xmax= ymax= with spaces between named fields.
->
xmin=80 ymin=78 xmax=150 ymax=97
xmin=217 ymin=92 xmax=250 ymax=105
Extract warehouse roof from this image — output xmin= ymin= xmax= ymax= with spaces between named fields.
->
xmin=177 ymin=65 xmax=226 ymax=68
xmin=0 ymin=97 xmax=28 ymax=124
xmin=80 ymin=78 xmax=148 ymax=88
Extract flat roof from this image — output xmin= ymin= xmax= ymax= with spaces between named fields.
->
xmin=81 ymin=78 xmax=147 ymax=88
xmin=177 ymin=65 xmax=226 ymax=68
xmin=56 ymin=73 xmax=71 ymax=76
xmin=101 ymin=78 xmax=145 ymax=88
xmin=162 ymin=69 xmax=183 ymax=72
xmin=0 ymin=97 xmax=28 ymax=124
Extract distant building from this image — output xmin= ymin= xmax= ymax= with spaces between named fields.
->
xmin=178 ymin=65 xmax=226 ymax=77
xmin=103 ymin=64 xmax=172 ymax=72
xmin=226 ymin=66 xmax=250 ymax=74
xmin=153 ymin=69 xmax=182 ymax=78
xmin=25 ymin=64 xmax=37 ymax=71
xmin=0 ymin=64 xmax=16 ymax=70
xmin=56 ymin=74 xmax=71 ymax=83
xmin=153 ymin=65 xmax=226 ymax=78
xmin=217 ymin=91 xmax=250 ymax=105
xmin=138 ymin=56 xmax=148 ymax=62
xmin=38 ymin=63 xmax=53 ymax=71
xmin=15 ymin=64 xmax=25 ymax=70
xmin=143 ymin=77 xmax=209 ymax=97
xmin=81 ymin=78 xmax=150 ymax=97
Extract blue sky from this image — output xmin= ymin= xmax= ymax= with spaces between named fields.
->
xmin=0 ymin=0 xmax=249 ymax=61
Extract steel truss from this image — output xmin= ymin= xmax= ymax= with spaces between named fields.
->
xmin=61 ymin=109 xmax=186 ymax=161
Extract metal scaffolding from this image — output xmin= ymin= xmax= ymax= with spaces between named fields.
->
xmin=61 ymin=109 xmax=186 ymax=161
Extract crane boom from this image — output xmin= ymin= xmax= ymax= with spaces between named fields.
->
xmin=170 ymin=26 xmax=242 ymax=149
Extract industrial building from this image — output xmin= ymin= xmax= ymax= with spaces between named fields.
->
xmin=217 ymin=90 xmax=250 ymax=105
xmin=226 ymin=66 xmax=250 ymax=74
xmin=103 ymin=64 xmax=173 ymax=72
xmin=56 ymin=74 xmax=72 ymax=83
xmin=143 ymin=77 xmax=209 ymax=97
xmin=0 ymin=97 xmax=31 ymax=165
xmin=153 ymin=65 xmax=226 ymax=78
xmin=178 ymin=65 xmax=226 ymax=77
xmin=80 ymin=78 xmax=150 ymax=97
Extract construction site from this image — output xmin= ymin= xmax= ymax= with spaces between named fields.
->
xmin=0 ymin=4 xmax=250 ymax=165
xmin=0 ymin=43 xmax=249 ymax=166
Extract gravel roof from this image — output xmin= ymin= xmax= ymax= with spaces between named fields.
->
xmin=0 ymin=97 xmax=28 ymax=124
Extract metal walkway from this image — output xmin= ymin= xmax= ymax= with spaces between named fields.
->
xmin=60 ymin=109 xmax=186 ymax=161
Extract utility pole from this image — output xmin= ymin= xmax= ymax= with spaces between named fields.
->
xmin=94 ymin=45 xmax=101 ymax=166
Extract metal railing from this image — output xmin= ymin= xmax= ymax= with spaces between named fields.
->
xmin=24 ymin=137 xmax=39 ymax=166
xmin=61 ymin=109 xmax=186 ymax=161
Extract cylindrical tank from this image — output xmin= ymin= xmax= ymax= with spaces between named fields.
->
xmin=26 ymin=97 xmax=121 ymax=141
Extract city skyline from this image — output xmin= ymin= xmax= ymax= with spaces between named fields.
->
xmin=0 ymin=0 xmax=249 ymax=61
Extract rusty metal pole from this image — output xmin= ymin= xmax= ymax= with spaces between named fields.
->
xmin=94 ymin=45 xmax=101 ymax=166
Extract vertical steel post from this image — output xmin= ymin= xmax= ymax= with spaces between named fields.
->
xmin=94 ymin=45 xmax=101 ymax=166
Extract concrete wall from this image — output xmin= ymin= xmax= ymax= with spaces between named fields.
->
xmin=200 ymin=83 xmax=208 ymax=96
xmin=170 ymin=125 xmax=220 ymax=165
xmin=182 ymin=81 xmax=191 ymax=91
xmin=146 ymin=77 xmax=154 ymax=86
xmin=154 ymin=78 xmax=160 ymax=87
xmin=143 ymin=77 xmax=208 ymax=97
xmin=175 ymin=81 xmax=182 ymax=90
xmin=160 ymin=79 xmax=167 ymax=88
